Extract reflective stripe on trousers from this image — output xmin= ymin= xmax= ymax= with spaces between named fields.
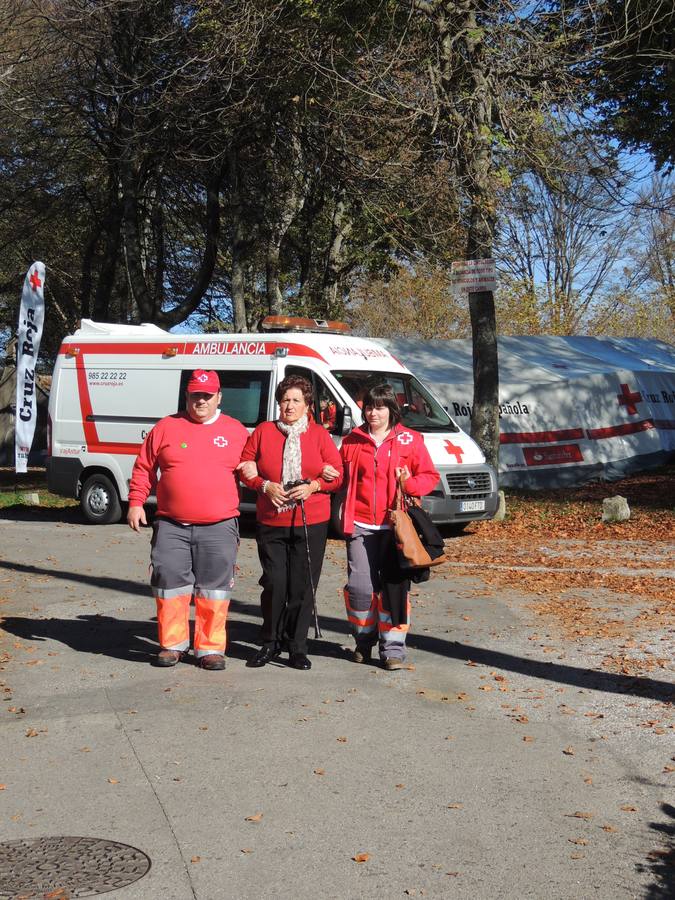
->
xmin=154 ymin=588 xmax=231 ymax=656
xmin=377 ymin=593 xmax=410 ymax=658
xmin=345 ymin=527 xmax=410 ymax=660
xmin=344 ymin=588 xmax=377 ymax=637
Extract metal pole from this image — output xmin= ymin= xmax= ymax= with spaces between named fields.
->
xmin=299 ymin=498 xmax=322 ymax=639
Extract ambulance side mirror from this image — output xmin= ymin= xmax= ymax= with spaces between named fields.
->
xmin=338 ymin=405 xmax=353 ymax=435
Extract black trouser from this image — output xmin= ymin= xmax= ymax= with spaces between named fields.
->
xmin=256 ymin=520 xmax=329 ymax=654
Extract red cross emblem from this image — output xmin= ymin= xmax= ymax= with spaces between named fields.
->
xmin=213 ymin=436 xmax=228 ymax=447
xmin=397 ymin=432 xmax=413 ymax=445
xmin=444 ymin=440 xmax=464 ymax=463
xmin=617 ymin=383 xmax=642 ymax=415
xmin=29 ymin=270 xmax=42 ymax=291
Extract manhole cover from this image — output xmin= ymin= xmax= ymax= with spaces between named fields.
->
xmin=0 ymin=837 xmax=151 ymax=898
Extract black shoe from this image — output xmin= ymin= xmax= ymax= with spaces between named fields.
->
xmin=288 ymin=652 xmax=312 ymax=670
xmin=352 ymin=646 xmax=372 ymax=664
xmin=246 ymin=646 xmax=281 ymax=668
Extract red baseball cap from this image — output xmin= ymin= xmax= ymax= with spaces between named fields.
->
xmin=186 ymin=370 xmax=220 ymax=394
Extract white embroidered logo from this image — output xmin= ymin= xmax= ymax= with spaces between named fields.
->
xmin=213 ymin=436 xmax=228 ymax=447
xmin=197 ymin=373 xmax=209 ymax=383
xmin=397 ymin=432 xmax=413 ymax=445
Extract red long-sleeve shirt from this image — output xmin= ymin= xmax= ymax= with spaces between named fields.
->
xmin=239 ymin=421 xmax=343 ymax=526
xmin=340 ymin=423 xmax=440 ymax=535
xmin=128 ymin=412 xmax=249 ymax=524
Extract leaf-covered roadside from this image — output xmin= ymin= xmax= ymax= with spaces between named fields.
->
xmin=445 ymin=466 xmax=675 ymax=677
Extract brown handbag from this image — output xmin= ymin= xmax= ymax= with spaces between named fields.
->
xmin=388 ymin=480 xmax=447 ymax=570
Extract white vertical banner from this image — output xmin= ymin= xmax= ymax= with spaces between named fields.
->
xmin=15 ymin=261 xmax=46 ymax=473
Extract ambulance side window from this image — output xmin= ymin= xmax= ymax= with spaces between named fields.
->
xmin=284 ymin=366 xmax=341 ymax=435
xmin=178 ymin=370 xmax=269 ymax=427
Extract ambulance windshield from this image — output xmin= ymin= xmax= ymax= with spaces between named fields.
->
xmin=332 ymin=371 xmax=459 ymax=433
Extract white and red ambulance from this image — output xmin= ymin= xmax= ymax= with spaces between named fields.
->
xmin=47 ymin=317 xmax=499 ymax=526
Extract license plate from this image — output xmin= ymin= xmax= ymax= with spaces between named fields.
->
xmin=459 ymin=500 xmax=485 ymax=512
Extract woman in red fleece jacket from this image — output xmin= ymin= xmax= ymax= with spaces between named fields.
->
xmin=238 ymin=374 xmax=343 ymax=670
xmin=339 ymin=383 xmax=439 ymax=670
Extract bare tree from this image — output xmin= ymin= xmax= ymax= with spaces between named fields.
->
xmin=497 ymin=158 xmax=639 ymax=333
xmin=635 ymin=175 xmax=675 ymax=321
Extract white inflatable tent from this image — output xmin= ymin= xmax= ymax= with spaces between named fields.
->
xmin=375 ymin=336 xmax=675 ymax=487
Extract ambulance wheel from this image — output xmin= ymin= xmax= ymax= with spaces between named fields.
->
xmin=330 ymin=495 xmax=346 ymax=539
xmin=81 ymin=473 xmax=122 ymax=524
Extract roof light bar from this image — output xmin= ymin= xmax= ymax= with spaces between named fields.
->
xmin=261 ymin=316 xmax=351 ymax=334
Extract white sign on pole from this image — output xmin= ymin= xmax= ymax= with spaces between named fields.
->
xmin=451 ymin=258 xmax=497 ymax=294
xmin=15 ymin=261 xmax=46 ymax=473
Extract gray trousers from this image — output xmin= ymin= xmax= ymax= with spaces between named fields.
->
xmin=150 ymin=518 xmax=239 ymax=656
xmin=344 ymin=527 xmax=410 ymax=661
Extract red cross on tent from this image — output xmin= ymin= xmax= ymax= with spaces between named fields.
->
xmin=444 ymin=440 xmax=464 ymax=463
xmin=617 ymin=382 xmax=642 ymax=415
xmin=29 ymin=269 xmax=42 ymax=291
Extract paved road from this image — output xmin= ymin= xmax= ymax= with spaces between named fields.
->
xmin=0 ymin=513 xmax=673 ymax=899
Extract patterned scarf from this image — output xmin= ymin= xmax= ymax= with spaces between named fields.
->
xmin=276 ymin=414 xmax=309 ymax=489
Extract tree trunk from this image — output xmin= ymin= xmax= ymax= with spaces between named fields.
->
xmin=79 ymin=223 xmax=103 ymax=320
xmin=468 ymin=289 xmax=499 ymax=470
xmin=466 ymin=166 xmax=499 ymax=471
xmin=265 ymin=242 xmax=283 ymax=316
xmin=320 ymin=193 xmax=352 ymax=315
xmin=416 ymin=0 xmax=501 ymax=469
xmin=265 ymin=116 xmax=308 ymax=315
xmin=229 ymin=150 xmax=249 ymax=332
xmin=120 ymin=159 xmax=153 ymax=322
xmin=231 ymin=237 xmax=248 ymax=332
xmin=159 ymin=167 xmax=223 ymax=328
xmin=93 ymin=200 xmax=123 ymax=322
xmin=460 ymin=6 xmax=500 ymax=471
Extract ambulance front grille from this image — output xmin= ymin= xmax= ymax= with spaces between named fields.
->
xmin=445 ymin=471 xmax=492 ymax=499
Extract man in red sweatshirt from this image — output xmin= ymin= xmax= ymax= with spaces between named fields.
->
xmin=127 ymin=370 xmax=249 ymax=670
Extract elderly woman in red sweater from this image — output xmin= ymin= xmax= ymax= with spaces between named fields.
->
xmin=238 ymin=374 xmax=343 ymax=670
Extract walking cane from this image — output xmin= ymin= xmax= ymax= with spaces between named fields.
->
xmin=299 ymin=496 xmax=322 ymax=639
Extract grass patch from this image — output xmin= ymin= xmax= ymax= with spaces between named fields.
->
xmin=0 ymin=467 xmax=75 ymax=510
xmin=0 ymin=490 xmax=77 ymax=510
